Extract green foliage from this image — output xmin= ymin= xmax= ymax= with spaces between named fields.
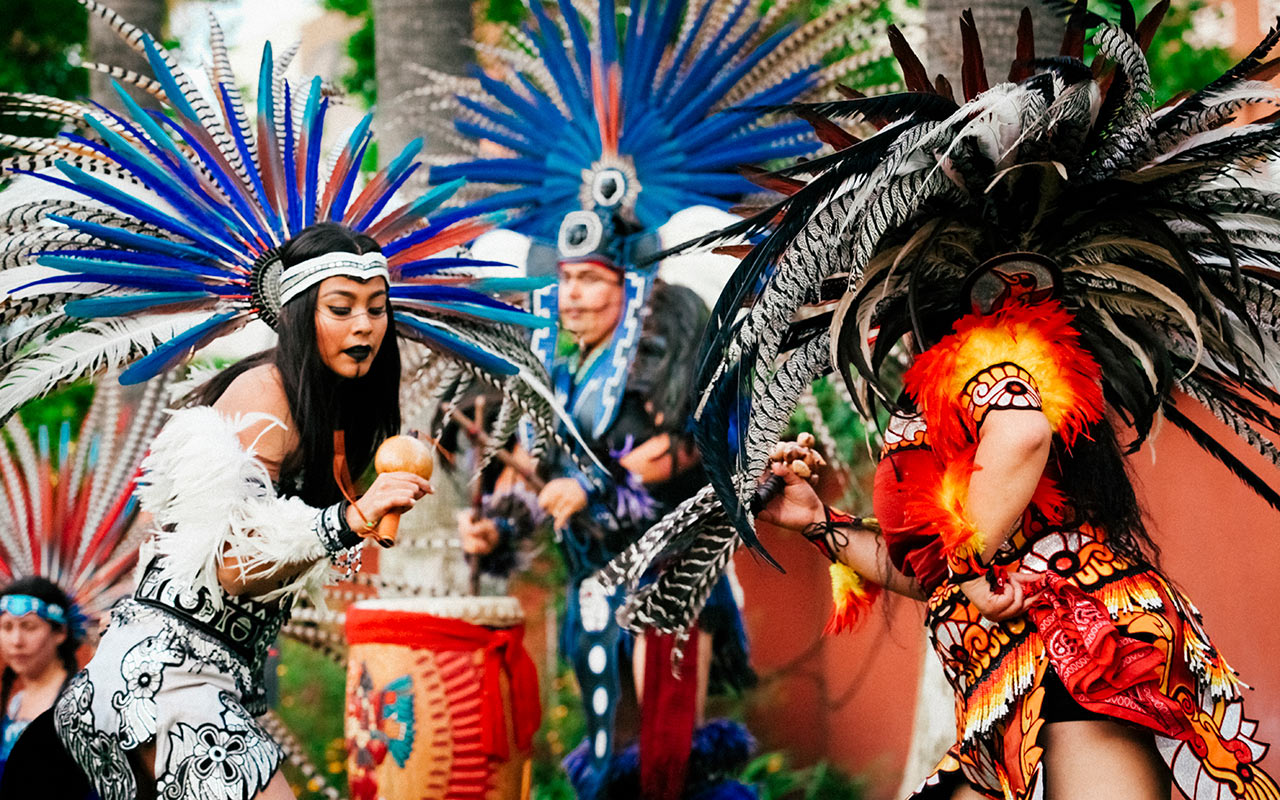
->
xmin=742 ymin=751 xmax=866 ymax=800
xmin=1140 ymin=1 xmax=1235 ymax=105
xmin=323 ymin=0 xmax=377 ymax=107
xmin=0 ymin=0 xmax=88 ymax=153
xmin=531 ymin=661 xmax=586 ymax=798
xmin=276 ymin=638 xmax=349 ymax=799
xmin=13 ymin=382 xmax=95 ymax=441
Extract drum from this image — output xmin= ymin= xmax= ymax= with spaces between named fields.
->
xmin=344 ymin=596 xmax=541 ymax=800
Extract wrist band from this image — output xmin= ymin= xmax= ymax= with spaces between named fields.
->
xmin=315 ymin=501 xmax=363 ymax=556
xmin=801 ymin=506 xmax=857 ymax=563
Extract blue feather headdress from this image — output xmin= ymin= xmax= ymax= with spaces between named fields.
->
xmin=417 ymin=0 xmax=891 ymax=439
xmin=428 ymin=0 xmax=891 ymax=252
xmin=0 ymin=0 xmax=558 ymax=425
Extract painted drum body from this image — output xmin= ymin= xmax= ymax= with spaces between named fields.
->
xmin=345 ymin=596 xmax=540 ymax=800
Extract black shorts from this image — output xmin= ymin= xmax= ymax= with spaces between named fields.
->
xmin=1040 ymin=667 xmax=1111 ymax=724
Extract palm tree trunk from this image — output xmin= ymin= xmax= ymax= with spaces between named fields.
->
xmin=923 ymin=0 xmax=1065 ymax=88
xmin=372 ymin=0 xmax=475 ymax=171
xmin=87 ymin=0 xmax=165 ymax=111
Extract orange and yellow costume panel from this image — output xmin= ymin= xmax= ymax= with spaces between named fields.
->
xmin=857 ymin=303 xmax=1276 ymax=800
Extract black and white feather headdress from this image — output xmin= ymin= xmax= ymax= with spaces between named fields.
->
xmin=604 ymin=1 xmax=1280 ymax=638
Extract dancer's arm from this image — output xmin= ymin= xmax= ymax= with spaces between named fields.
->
xmin=539 ymin=432 xmax=697 ymax=529
xmin=210 ymin=365 xmax=427 ymax=596
xmin=956 ymin=408 xmax=1051 ymax=620
xmin=757 ymin=465 xmax=923 ymax=599
xmin=967 ymin=409 xmax=1052 ymax=562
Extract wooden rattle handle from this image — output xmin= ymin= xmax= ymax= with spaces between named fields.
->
xmin=372 ymin=514 xmax=399 ymax=548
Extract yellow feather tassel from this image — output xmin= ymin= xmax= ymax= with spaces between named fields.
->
xmin=825 ymin=562 xmax=882 ymax=635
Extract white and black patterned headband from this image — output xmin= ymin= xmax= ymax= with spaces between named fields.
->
xmin=279 ymin=251 xmax=391 ymax=306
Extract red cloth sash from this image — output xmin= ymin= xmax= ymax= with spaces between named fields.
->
xmin=1026 ymin=574 xmax=1190 ymax=738
xmin=640 ymin=630 xmax=700 ymax=800
xmin=346 ymin=607 xmax=542 ymax=759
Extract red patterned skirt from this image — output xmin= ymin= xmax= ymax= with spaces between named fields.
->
xmin=908 ymin=525 xmax=1277 ymax=800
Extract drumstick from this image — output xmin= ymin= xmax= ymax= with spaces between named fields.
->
xmin=467 ymin=398 xmax=486 ymax=596
xmin=447 ymin=407 xmax=545 ymax=491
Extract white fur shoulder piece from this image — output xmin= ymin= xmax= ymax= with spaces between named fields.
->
xmin=137 ymin=406 xmax=331 ymax=608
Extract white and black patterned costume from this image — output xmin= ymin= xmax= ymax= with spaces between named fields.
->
xmin=54 ymin=407 xmax=362 ymax=800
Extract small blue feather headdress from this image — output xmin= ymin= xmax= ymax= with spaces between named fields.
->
xmin=0 ymin=0 xmax=559 ymax=425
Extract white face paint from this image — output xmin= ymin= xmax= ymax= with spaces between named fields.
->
xmin=594 ymin=730 xmax=609 ymax=759
xmin=578 ymin=577 xmax=614 ymax=633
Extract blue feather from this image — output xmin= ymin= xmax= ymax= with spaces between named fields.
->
xmin=328 ymin=113 xmax=374 ymax=222
xmin=389 ymin=284 xmax=527 ymax=309
xmin=353 ymin=163 xmax=420 ymax=231
xmin=74 ymin=119 xmax=247 ymax=247
xmin=141 ymin=35 xmax=202 ymax=123
xmin=599 ymin=0 xmax=619 ymax=68
xmin=92 ymin=94 xmax=189 ymax=182
xmin=65 ymin=292 xmax=213 ymax=318
xmin=39 ymin=249 xmax=237 ymax=277
xmin=155 ymin=102 xmax=272 ymax=247
xmin=36 ymin=255 xmax=235 ymax=286
xmin=18 ymin=270 xmax=219 ymax=295
xmin=254 ymin=42 xmax=285 ymax=239
xmin=303 ymin=80 xmax=325 ymax=227
xmin=46 ymin=164 xmax=239 ymax=261
xmin=283 ymin=81 xmax=301 ymax=234
xmin=409 ymin=300 xmax=556 ymax=329
xmin=467 ymin=276 xmax=557 ymax=293
xmin=388 ymin=178 xmax=466 ymax=230
xmin=216 ymin=82 xmax=276 ymax=240
xmin=556 ymin=0 xmax=594 ymax=95
xmin=48 ymin=215 xmax=219 ymax=264
xmin=396 ymin=256 xmax=520 ymax=277
xmin=119 ymin=311 xmax=240 ymax=385
xmin=352 ymin=138 xmax=423 ymax=229
xmin=653 ymin=0 xmax=717 ymax=101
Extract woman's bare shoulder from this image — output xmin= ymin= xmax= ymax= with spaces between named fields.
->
xmin=211 ymin=364 xmax=297 ymax=472
xmin=212 ymin=364 xmax=288 ymax=417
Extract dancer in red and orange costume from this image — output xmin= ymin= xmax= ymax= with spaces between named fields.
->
xmin=612 ymin=3 xmax=1280 ymax=799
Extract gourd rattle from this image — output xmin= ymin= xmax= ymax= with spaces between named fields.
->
xmin=369 ymin=435 xmax=434 ymax=547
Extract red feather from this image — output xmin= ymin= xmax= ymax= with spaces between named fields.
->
xmin=934 ymin=74 xmax=956 ymax=104
xmin=959 ymin=10 xmax=989 ymax=102
xmin=888 ymin=25 xmax=934 ymax=94
xmin=1008 ymin=8 xmax=1035 ymax=83
xmin=796 ymin=110 xmax=860 ymax=150
xmin=386 ymin=218 xmax=500 ymax=267
xmin=739 ymin=165 xmax=806 ymax=195
xmin=1060 ymin=0 xmax=1088 ymax=59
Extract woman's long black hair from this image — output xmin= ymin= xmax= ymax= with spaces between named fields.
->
xmin=0 ymin=577 xmax=80 ymax=716
xmin=196 ymin=223 xmax=401 ymax=504
xmin=629 ymin=280 xmax=710 ymax=437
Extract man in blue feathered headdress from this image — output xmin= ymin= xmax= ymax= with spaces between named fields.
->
xmin=429 ymin=0 xmax=891 ymax=794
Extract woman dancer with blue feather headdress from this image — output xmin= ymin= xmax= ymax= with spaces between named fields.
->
xmin=0 ymin=2 xmax=591 ymax=796
xmin=425 ymin=0 xmax=895 ymax=795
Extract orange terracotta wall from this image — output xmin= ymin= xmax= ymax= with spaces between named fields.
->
xmin=735 ymin=397 xmax=1280 ymax=799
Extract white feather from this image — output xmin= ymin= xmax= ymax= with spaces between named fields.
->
xmin=137 ymin=406 xmax=336 ymax=609
xmin=0 ymin=311 xmax=210 ymax=422
xmin=0 ymin=430 xmax=34 ymax=575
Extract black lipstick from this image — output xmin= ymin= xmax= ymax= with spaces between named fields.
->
xmin=344 ymin=345 xmax=372 ymax=362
